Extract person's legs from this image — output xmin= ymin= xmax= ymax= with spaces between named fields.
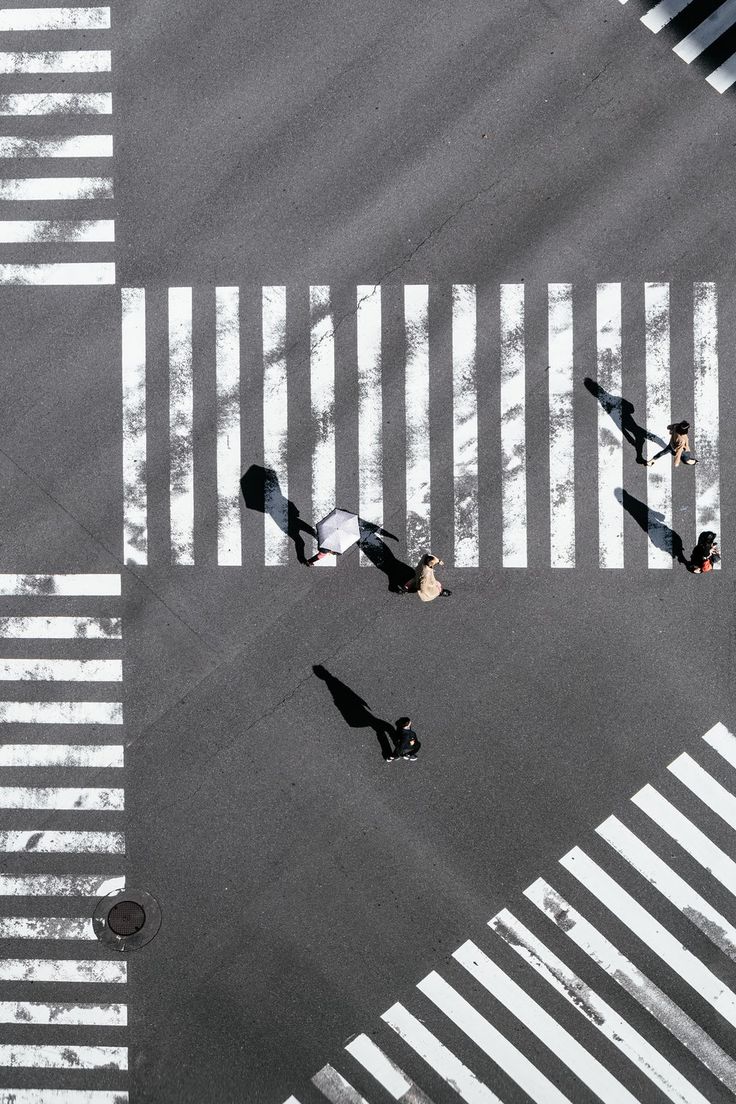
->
xmin=646 ymin=444 xmax=673 ymax=465
xmin=307 ymin=549 xmax=333 ymax=565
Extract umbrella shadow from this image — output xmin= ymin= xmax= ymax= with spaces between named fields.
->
xmin=358 ymin=520 xmax=414 ymax=591
xmin=584 ymin=378 xmax=665 ymax=462
xmin=313 ymin=665 xmax=396 ymax=759
xmin=240 ymin=464 xmax=316 ymax=564
xmin=614 ymin=487 xmax=687 ymax=564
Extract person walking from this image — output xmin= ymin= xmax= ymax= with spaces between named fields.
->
xmin=645 ymin=421 xmax=697 ymax=467
xmin=306 ymin=548 xmax=339 ymax=565
xmin=402 ymin=554 xmax=452 ymax=600
xmin=387 ymin=717 xmax=421 ymax=761
xmin=691 ymin=531 xmax=720 ymax=574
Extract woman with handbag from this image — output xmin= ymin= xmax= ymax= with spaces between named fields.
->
xmin=691 ymin=531 xmax=720 ymax=573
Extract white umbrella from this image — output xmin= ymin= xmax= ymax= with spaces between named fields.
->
xmin=316 ymin=508 xmax=361 ymax=554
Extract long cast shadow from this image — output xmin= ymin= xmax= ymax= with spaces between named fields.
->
xmin=240 ymin=464 xmax=316 ymax=564
xmin=358 ymin=521 xmax=414 ymax=592
xmin=615 ymin=487 xmax=687 ymax=565
xmin=313 ymin=665 xmax=396 ymax=759
xmin=584 ymin=378 xmax=664 ymax=463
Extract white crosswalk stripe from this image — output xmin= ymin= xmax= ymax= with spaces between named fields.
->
xmin=285 ymin=721 xmax=736 ymax=1104
xmin=124 ymin=284 xmax=725 ymax=571
xmin=0 ymin=6 xmax=115 ymax=282
xmin=619 ymin=0 xmax=736 ymax=93
xmin=0 ymin=574 xmax=127 ymax=1101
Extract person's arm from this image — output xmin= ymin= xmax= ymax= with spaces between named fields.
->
xmin=673 ymin=437 xmax=685 ymax=465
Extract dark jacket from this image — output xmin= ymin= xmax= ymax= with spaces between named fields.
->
xmin=394 ymin=727 xmax=421 ymax=757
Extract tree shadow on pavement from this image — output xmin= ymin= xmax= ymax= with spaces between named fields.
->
xmin=615 ymin=487 xmax=688 ymax=565
xmin=240 ymin=464 xmax=316 ymax=564
xmin=313 ymin=665 xmax=396 ymax=759
xmin=584 ymin=377 xmax=665 ymax=463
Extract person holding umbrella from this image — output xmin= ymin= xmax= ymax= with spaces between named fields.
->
xmin=306 ymin=508 xmax=361 ymax=564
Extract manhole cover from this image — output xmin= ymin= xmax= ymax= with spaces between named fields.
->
xmin=108 ymin=900 xmax=145 ymax=936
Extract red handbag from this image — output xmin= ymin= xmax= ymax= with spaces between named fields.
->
xmin=702 ymin=559 xmax=713 ymax=572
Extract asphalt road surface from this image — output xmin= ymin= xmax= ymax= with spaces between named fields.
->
xmin=0 ymin=1 xmax=735 ymax=1103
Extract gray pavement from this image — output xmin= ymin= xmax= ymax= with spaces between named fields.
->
xmin=0 ymin=0 xmax=735 ymax=1101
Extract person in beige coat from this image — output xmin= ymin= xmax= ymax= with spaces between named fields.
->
xmin=646 ymin=420 xmax=697 ymax=467
xmin=403 ymin=554 xmax=452 ymax=600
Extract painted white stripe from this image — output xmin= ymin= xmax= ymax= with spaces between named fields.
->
xmin=560 ymin=847 xmax=736 ymax=1030
xmin=382 ymin=1002 xmax=501 ymax=1104
xmin=0 ymin=8 xmax=111 ymax=31
xmin=262 ymin=286 xmax=289 ymax=566
xmin=0 ymin=616 xmax=121 ymax=639
xmin=345 ymin=1034 xmax=411 ymax=1098
xmin=642 ymin=0 xmax=692 ymax=33
xmin=0 ymin=177 xmax=112 ymax=201
xmin=645 ymin=282 xmax=672 ymax=568
xmin=0 ymin=573 xmax=120 ymax=596
xmin=0 ymin=959 xmax=125 ymax=982
xmin=670 ymin=752 xmax=736 ymax=828
xmin=692 ymin=283 xmax=720 ymax=558
xmin=283 ymin=1098 xmax=302 ymax=1104
xmin=597 ymin=815 xmax=736 ymax=960
xmin=0 ymin=874 xmax=123 ymax=896
xmin=0 ymin=830 xmax=124 ymax=852
xmin=418 ymin=970 xmax=571 ymax=1104
xmin=215 ymin=286 xmax=241 ymax=567
xmin=0 ymin=1000 xmax=124 ymax=1025
xmin=404 ymin=285 xmax=431 ymax=561
xmin=357 ymin=286 xmax=383 ymax=566
xmin=0 ymin=744 xmax=123 ymax=767
xmin=0 ymin=1044 xmax=126 ymax=1069
xmin=0 ymin=262 xmax=115 ymax=285
xmin=0 ymin=219 xmax=114 ymax=242
xmin=169 ymin=287 xmax=194 ymax=565
xmin=0 ymin=701 xmax=122 ymax=724
xmin=121 ymin=286 xmax=147 ymax=565
xmin=491 ymin=908 xmax=711 ymax=1104
xmin=0 ymin=50 xmax=110 ymax=73
xmin=633 ymin=783 xmax=736 ymax=895
xmin=703 ymin=721 xmax=736 ymax=770
xmin=452 ymin=284 xmax=479 ymax=567
xmin=596 ymin=283 xmax=624 ymax=568
xmin=0 ymin=917 xmax=94 ymax=938
xmin=706 ymin=52 xmax=736 ymax=92
xmin=674 ymin=0 xmax=736 ymax=62
xmin=312 ymin=1064 xmax=369 ymax=1104
xmin=0 ymin=1093 xmax=128 ymax=1104
xmin=0 ymin=788 xmax=123 ymax=810
xmin=548 ymin=284 xmax=575 ymax=567
xmin=0 ymin=659 xmax=121 ymax=681
xmin=310 ymin=286 xmax=336 ymax=566
xmin=526 ymin=877 xmax=736 ymax=1094
xmin=500 ymin=283 xmax=527 ymax=568
xmin=454 ymin=941 xmax=639 ymax=1104
xmin=0 ymin=135 xmax=112 ymax=159
xmin=0 ymin=92 xmax=112 ymax=115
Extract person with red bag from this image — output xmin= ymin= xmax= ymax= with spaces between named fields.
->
xmin=691 ymin=531 xmax=720 ymax=574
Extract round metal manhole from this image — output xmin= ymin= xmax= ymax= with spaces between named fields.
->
xmin=94 ymin=889 xmax=161 ymax=952
xmin=107 ymin=900 xmax=146 ymax=937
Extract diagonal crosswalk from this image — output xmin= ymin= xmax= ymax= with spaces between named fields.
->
xmin=121 ymin=283 xmax=722 ymax=571
xmin=619 ymin=0 xmax=736 ymax=93
xmin=0 ymin=573 xmax=128 ymax=1103
xmin=0 ymin=4 xmax=115 ymax=284
xmin=283 ymin=721 xmax=736 ymax=1104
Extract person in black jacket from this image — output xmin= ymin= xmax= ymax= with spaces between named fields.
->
xmin=387 ymin=717 xmax=421 ymax=762
xmin=691 ymin=531 xmax=720 ymax=573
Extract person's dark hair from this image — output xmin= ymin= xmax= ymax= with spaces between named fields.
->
xmin=698 ymin=531 xmax=717 ymax=548
xmin=396 ymin=717 xmax=411 ymax=728
xmin=422 ymin=554 xmax=434 ymax=566
xmin=677 ymin=420 xmax=690 ymax=432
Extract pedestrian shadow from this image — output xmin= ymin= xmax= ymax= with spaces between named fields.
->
xmin=312 ymin=665 xmax=396 ymax=759
xmin=240 ymin=464 xmax=316 ymax=564
xmin=584 ymin=378 xmax=665 ymax=462
xmin=614 ymin=487 xmax=687 ymax=565
xmin=358 ymin=521 xmax=414 ymax=592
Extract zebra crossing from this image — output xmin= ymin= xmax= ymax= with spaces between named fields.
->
xmin=619 ymin=0 xmax=736 ymax=94
xmin=121 ymin=283 xmax=721 ymax=571
xmin=0 ymin=4 xmax=115 ymax=285
xmin=0 ymin=573 xmax=128 ymax=1103
xmin=284 ymin=721 xmax=736 ymax=1104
